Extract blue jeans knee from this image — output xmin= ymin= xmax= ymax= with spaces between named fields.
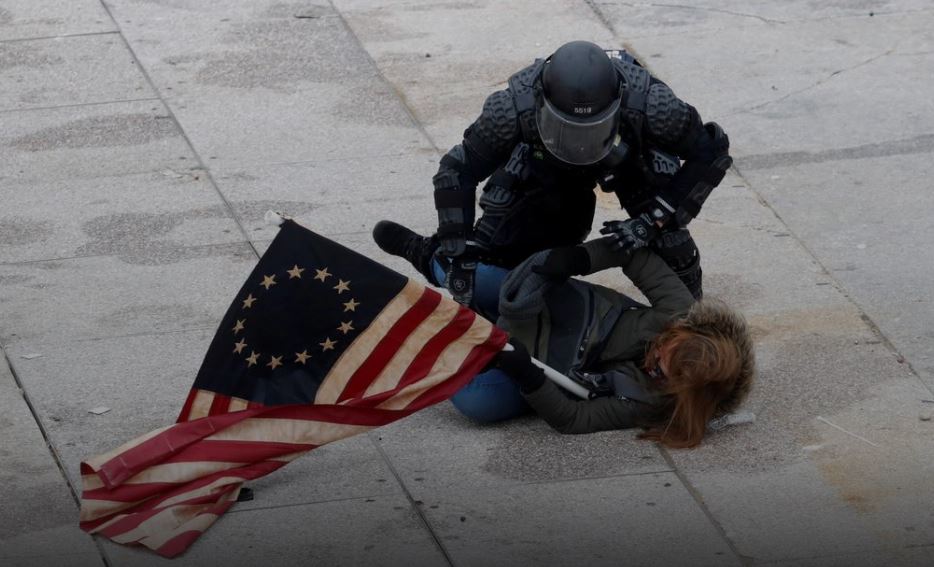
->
xmin=450 ymin=369 xmax=530 ymax=424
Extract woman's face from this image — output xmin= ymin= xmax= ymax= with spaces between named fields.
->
xmin=646 ymin=342 xmax=673 ymax=381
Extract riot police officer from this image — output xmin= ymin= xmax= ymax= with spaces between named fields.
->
xmin=374 ymin=40 xmax=731 ymax=315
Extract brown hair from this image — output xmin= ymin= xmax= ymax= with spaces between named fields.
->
xmin=639 ymin=300 xmax=755 ymax=449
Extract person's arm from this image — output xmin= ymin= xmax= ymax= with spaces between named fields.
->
xmin=433 ymin=89 xmax=519 ymax=303
xmin=495 ymin=340 xmax=648 ymax=434
xmin=645 ymin=82 xmax=732 ymax=228
xmin=523 ymin=379 xmax=647 ymax=434
xmin=600 ymin=82 xmax=731 ymax=252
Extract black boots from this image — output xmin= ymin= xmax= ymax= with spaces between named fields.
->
xmin=372 ymin=220 xmax=439 ymax=283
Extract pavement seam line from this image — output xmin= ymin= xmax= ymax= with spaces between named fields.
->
xmin=0 ymin=30 xmax=120 ymax=44
xmin=326 ymin=0 xmax=443 ymax=154
xmin=0 ymin=97 xmax=161 ymax=115
xmin=730 ymin=162 xmax=934 ymax=398
xmin=658 ymin=446 xmax=752 ymax=565
xmin=94 ymin=0 xmax=262 ymax=261
xmin=0 ymin=347 xmax=113 ymax=567
xmin=367 ymin=432 xmax=457 ymax=567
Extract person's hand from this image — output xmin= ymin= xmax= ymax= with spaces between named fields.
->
xmin=444 ymin=256 xmax=476 ymax=306
xmin=531 ymin=246 xmax=591 ymax=280
xmin=493 ymin=338 xmax=546 ymax=392
xmin=600 ymin=213 xmax=659 ymax=252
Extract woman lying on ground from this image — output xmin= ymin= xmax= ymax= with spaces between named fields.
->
xmin=453 ymin=238 xmax=755 ymax=449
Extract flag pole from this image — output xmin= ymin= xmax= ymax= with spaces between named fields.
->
xmin=501 ymin=343 xmax=591 ymax=400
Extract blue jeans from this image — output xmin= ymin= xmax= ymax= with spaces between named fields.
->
xmin=431 ymin=259 xmax=528 ymax=423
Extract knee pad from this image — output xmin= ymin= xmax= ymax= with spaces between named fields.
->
xmin=652 ymin=229 xmax=703 ymax=299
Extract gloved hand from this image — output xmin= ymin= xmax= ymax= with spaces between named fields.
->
xmin=494 ymin=338 xmax=546 ymax=393
xmin=444 ymin=255 xmax=476 ymax=306
xmin=600 ymin=213 xmax=659 ymax=252
xmin=531 ymin=246 xmax=591 ymax=280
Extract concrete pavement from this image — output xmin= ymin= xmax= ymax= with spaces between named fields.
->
xmin=2 ymin=1 xmax=933 ymax=565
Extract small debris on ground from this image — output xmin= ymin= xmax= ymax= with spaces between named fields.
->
xmin=708 ymin=411 xmax=756 ymax=431
xmin=20 ymin=353 xmax=43 ymax=360
xmin=88 ymin=406 xmax=111 ymax=415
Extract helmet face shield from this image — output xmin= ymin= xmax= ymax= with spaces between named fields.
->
xmin=536 ymin=95 xmax=621 ymax=165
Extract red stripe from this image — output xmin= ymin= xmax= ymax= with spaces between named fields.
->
xmin=83 ymin=441 xmax=314 ymax=502
xmin=95 ymin=408 xmax=265 ymax=489
xmin=406 ymin=325 xmax=508 ymax=411
xmin=336 ymin=288 xmax=442 ymax=403
xmin=84 ymin=482 xmax=179 ymax=503
xmin=93 ymin=461 xmax=286 ymax=538
xmin=208 ymin=394 xmax=231 ymax=417
xmin=347 ymin=305 xmax=477 ymax=409
xmin=176 ymin=389 xmax=198 ymax=423
xmin=155 ymin=499 xmax=235 ymax=558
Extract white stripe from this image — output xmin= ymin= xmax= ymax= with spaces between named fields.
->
xmin=315 ymin=279 xmax=425 ymax=404
xmin=378 ymin=316 xmax=493 ymax=410
xmin=207 ymin=417 xmax=372 ymax=446
xmin=361 ymin=297 xmax=460 ymax=399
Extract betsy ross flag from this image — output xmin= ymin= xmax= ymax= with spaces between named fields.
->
xmin=78 ymin=219 xmax=507 ymax=557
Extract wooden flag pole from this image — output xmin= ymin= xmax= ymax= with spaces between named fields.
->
xmin=501 ymin=343 xmax=591 ymax=400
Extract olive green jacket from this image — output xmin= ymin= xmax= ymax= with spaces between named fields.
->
xmin=498 ymin=239 xmax=695 ymax=434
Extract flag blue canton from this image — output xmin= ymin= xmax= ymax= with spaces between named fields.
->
xmin=192 ymin=220 xmax=408 ymax=405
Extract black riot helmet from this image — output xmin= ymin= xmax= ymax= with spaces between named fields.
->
xmin=536 ymin=41 xmax=622 ymax=165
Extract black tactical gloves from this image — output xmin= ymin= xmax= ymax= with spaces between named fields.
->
xmin=494 ymin=339 xmax=546 ymax=393
xmin=531 ymin=246 xmax=591 ymax=280
xmin=445 ymin=255 xmax=477 ymax=306
xmin=600 ymin=213 xmax=659 ymax=252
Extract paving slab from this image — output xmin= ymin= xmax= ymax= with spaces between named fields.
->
xmin=0 ymin=33 xmax=151 ymax=112
xmin=374 ymin=403 xmax=669 ymax=492
xmin=413 ymin=472 xmax=739 ymax=567
xmin=211 ymin=151 xmax=438 ymax=240
xmin=0 ymin=354 xmax=100 ymax=564
xmin=0 ymin=244 xmax=256 ymax=344
xmin=0 ymin=170 xmax=243 ymax=264
xmin=335 ymin=0 xmax=616 ymax=146
xmin=101 ymin=0 xmax=431 ymax=168
xmin=100 ymin=493 xmax=448 ymax=567
xmin=595 ymin=0 xmax=933 ymax=39
xmin=0 ymin=0 xmax=115 ymax=42
xmin=741 ymin=153 xmax=934 ymax=389
xmin=0 ymin=100 xmax=195 ymax=182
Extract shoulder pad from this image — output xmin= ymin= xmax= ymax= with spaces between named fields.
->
xmin=507 ymin=59 xmax=544 ymax=113
xmin=465 ymin=89 xmax=520 ymax=159
xmin=506 ymin=59 xmax=543 ymax=141
xmin=612 ymin=57 xmax=651 ymax=111
xmin=508 ymin=59 xmax=544 ymax=93
xmin=645 ymin=82 xmax=694 ymax=146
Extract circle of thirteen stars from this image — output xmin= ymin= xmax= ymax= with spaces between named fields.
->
xmin=230 ymin=263 xmax=360 ymax=371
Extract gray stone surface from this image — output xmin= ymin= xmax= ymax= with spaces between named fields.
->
xmin=0 ymin=355 xmax=99 ymax=563
xmin=0 ymin=246 xmax=256 ymax=344
xmin=0 ymin=170 xmax=243 ymax=264
xmin=416 ymin=472 xmax=739 ymax=567
xmin=334 ymin=0 xmax=616 ymax=147
xmin=0 ymin=100 xmax=195 ymax=182
xmin=102 ymin=493 xmax=449 ymax=567
xmin=0 ymin=34 xmax=151 ymax=111
xmin=0 ymin=0 xmax=114 ymax=41
xmin=211 ymin=152 xmax=438 ymax=241
xmin=375 ymin=403 xmax=669 ymax=491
